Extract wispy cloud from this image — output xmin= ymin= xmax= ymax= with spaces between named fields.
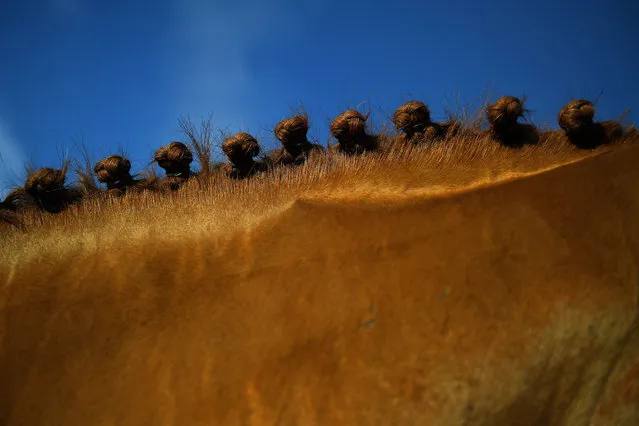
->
xmin=0 ymin=117 xmax=26 ymax=198
xmin=49 ymin=0 xmax=86 ymax=21
xmin=167 ymin=0 xmax=311 ymax=138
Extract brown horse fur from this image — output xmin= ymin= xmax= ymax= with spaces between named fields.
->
xmin=2 ymin=130 xmax=639 ymax=425
xmin=153 ymin=142 xmax=195 ymax=191
xmin=391 ymin=101 xmax=461 ymax=145
xmin=221 ymin=132 xmax=267 ymax=179
xmin=329 ymin=110 xmax=379 ymax=155
xmin=558 ymin=99 xmax=625 ymax=149
xmin=1 ymin=100 xmax=639 ymax=425
xmin=485 ymin=96 xmax=539 ymax=148
xmin=268 ymin=114 xmax=325 ymax=167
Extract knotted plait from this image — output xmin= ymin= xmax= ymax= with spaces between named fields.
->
xmin=24 ymin=168 xmax=66 ymax=195
xmin=93 ymin=155 xmax=132 ymax=184
xmin=392 ymin=101 xmax=431 ymax=132
xmin=558 ymin=99 xmax=595 ymax=133
xmin=274 ymin=115 xmax=309 ymax=144
xmin=222 ymin=132 xmax=260 ymax=159
xmin=330 ymin=110 xmax=368 ymax=139
xmin=486 ymin=96 xmax=525 ymax=128
xmin=153 ymin=142 xmax=193 ymax=166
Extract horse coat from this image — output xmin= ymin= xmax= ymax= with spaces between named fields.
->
xmin=1 ymin=140 xmax=638 ymax=425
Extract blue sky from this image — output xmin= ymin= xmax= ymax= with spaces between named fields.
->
xmin=0 ymin=0 xmax=637 ymax=195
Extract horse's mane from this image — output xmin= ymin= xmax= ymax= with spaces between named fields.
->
xmin=2 ymin=126 xmax=637 ymax=262
xmin=1 ymin=95 xmax=637 ymax=252
xmin=1 ymin=99 xmax=638 ymax=425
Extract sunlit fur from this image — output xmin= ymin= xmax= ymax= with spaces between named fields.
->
xmin=0 ymin=102 xmax=638 ymax=425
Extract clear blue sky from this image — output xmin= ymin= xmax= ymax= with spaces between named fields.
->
xmin=1 ymin=0 xmax=637 ymax=195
